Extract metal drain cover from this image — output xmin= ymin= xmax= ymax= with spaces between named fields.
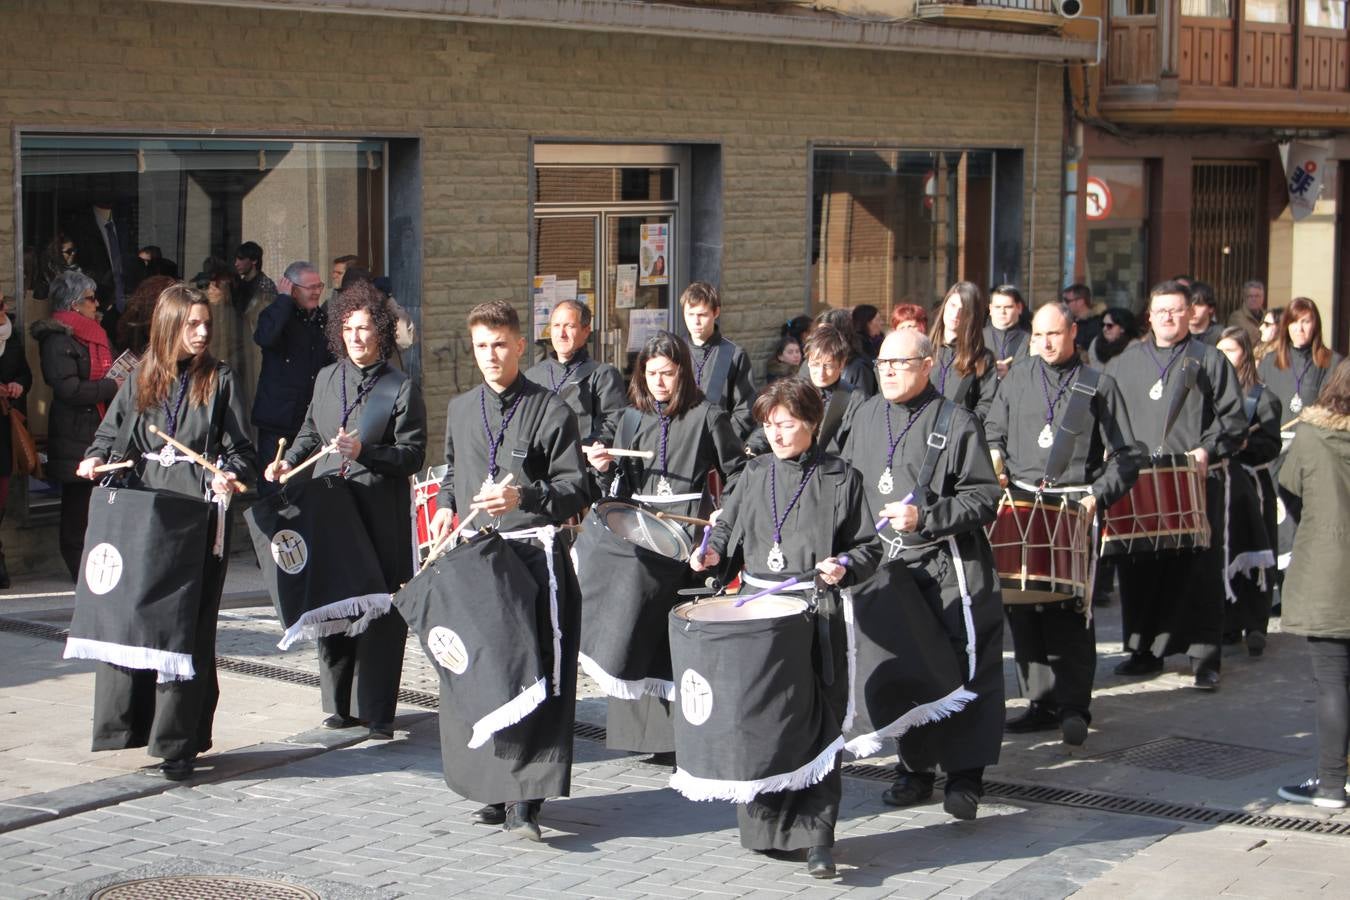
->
xmin=91 ymin=875 xmax=320 ymax=900
xmin=1091 ymin=736 xmax=1295 ymax=780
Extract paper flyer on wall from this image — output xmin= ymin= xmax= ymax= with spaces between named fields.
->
xmin=532 ymin=274 xmax=557 ymax=335
xmin=626 ymin=309 xmax=667 ymax=352
xmin=639 ymin=224 xmax=669 ymax=286
xmin=615 ymin=264 xmax=638 ymax=309
xmin=555 ymin=279 xmax=578 ymax=303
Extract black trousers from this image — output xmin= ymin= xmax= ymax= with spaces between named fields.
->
xmin=317 ymin=607 xmax=408 ymax=727
xmin=1006 ymin=600 xmax=1096 ymax=722
xmin=59 ymin=480 xmax=95 ymax=581
xmin=1308 ymin=637 xmax=1350 ymax=792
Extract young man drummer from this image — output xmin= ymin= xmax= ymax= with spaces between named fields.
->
xmin=428 ymin=300 xmax=590 ymax=840
xmin=524 ymin=298 xmax=626 ymax=445
xmin=681 ymin=282 xmax=758 ymax=441
xmin=841 ymin=327 xmax=1004 ymax=820
xmin=1105 ymin=281 xmax=1247 ymax=690
xmin=984 ymin=302 xmax=1139 ymax=746
xmin=746 ymin=324 xmax=862 ymax=456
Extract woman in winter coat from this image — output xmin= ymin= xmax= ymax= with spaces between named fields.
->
xmin=1276 ymin=359 xmax=1350 ymax=810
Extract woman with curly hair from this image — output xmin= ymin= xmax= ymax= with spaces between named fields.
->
xmin=266 ymin=280 xmax=428 ymax=740
xmin=929 ymin=281 xmax=997 ymax=423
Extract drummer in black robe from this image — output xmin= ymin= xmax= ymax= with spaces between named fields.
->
xmin=524 ymin=298 xmax=626 ymax=445
xmin=841 ymin=327 xmax=1004 ymax=820
xmin=690 ymin=378 xmax=880 ymax=878
xmin=1218 ymin=326 xmax=1282 ymax=656
xmin=428 ymin=300 xmax=590 ymax=840
xmin=931 ymin=281 xmax=998 ymax=423
xmin=985 ymin=302 xmax=1139 ymax=746
xmin=584 ymin=330 xmax=746 ymax=759
xmin=681 ymin=282 xmax=758 ymax=441
xmin=78 ymin=283 xmax=257 ymax=780
xmin=984 ymin=285 xmax=1032 ymax=379
xmin=748 ymin=324 xmax=863 ymax=456
xmin=1105 ymin=280 xmax=1247 ymax=689
xmin=266 ymin=281 xmax=427 ymax=740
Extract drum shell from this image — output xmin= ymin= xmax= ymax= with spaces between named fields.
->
xmin=987 ymin=486 xmax=1094 ymax=604
xmin=412 ymin=464 xmax=448 ymax=566
xmin=1100 ymin=454 xmax=1211 ymax=558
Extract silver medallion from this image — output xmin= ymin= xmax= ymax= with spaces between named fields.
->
xmin=1038 ymin=424 xmax=1055 ymax=449
xmin=159 ymin=452 xmax=176 ymax=468
xmin=656 ymin=476 xmax=674 ymax=498
xmin=1148 ymin=379 xmax=1164 ymax=401
xmin=766 ymin=542 xmax=786 ymax=573
xmin=877 ymin=467 xmax=894 ymax=495
xmin=480 ymin=474 xmax=495 ymax=493
xmin=1290 ymin=394 xmax=1304 ymax=413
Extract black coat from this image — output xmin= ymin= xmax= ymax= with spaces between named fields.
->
xmin=0 ymin=316 xmax=35 ymax=477
xmin=29 ymin=317 xmax=119 ymax=483
xmin=251 ymin=293 xmax=333 ymax=435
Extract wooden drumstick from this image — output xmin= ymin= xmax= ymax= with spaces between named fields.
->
xmin=426 ymin=474 xmax=514 ymax=563
xmin=278 ymin=438 xmax=338 ymax=484
xmin=272 ymin=437 xmax=287 ymax=469
xmin=146 ymin=425 xmax=248 ymax=493
xmin=92 ymin=459 xmax=135 ymax=473
xmin=602 ymin=448 xmax=655 ymax=460
xmin=654 ymin=510 xmax=713 ymax=528
xmin=734 ymin=554 xmax=851 ymax=607
xmin=1281 ymin=415 xmax=1303 ymax=431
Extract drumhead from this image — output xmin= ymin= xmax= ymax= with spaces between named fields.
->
xmin=673 ymin=595 xmax=807 ymax=623
xmin=595 ymin=499 xmax=693 ymax=559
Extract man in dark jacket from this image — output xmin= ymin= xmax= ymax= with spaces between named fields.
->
xmin=252 ymin=261 xmax=333 ymax=495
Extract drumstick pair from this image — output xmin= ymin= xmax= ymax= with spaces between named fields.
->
xmin=279 ymin=438 xmax=339 ymax=484
xmin=733 ymin=554 xmax=851 ymax=607
xmin=424 ymin=473 xmax=516 ymax=564
xmin=146 ymin=425 xmax=248 ymax=493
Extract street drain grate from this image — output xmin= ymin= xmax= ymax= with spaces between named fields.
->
xmin=91 ymin=874 xmax=319 ymax=899
xmin=0 ymin=616 xmax=67 ymax=642
xmin=1088 ymin=736 xmax=1295 ymax=780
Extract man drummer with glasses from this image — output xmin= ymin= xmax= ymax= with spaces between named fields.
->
xmin=1104 ymin=281 xmax=1247 ymax=690
xmin=985 ymin=302 xmax=1140 ymax=746
xmin=841 ymin=328 xmax=1003 ymax=821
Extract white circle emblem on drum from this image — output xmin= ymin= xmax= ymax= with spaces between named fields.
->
xmin=84 ymin=542 xmax=124 ymax=595
xmin=427 ymin=626 xmax=470 ymax=675
xmin=270 ymin=529 xmax=309 ymax=575
xmin=679 ymin=669 xmax=714 ymax=726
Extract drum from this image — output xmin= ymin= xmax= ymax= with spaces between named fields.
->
xmin=576 ymin=498 xmax=694 ymax=700
xmin=245 ymin=475 xmax=390 ymax=648
xmin=1100 ymin=454 xmax=1210 ymax=558
xmin=667 ymin=595 xmax=842 ymax=803
xmin=65 ymin=485 xmax=214 ymax=681
xmin=986 ymin=485 xmax=1094 ymax=604
xmin=412 ymin=464 xmax=448 ymax=568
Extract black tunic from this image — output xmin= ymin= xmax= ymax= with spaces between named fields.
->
xmin=931 ymin=345 xmax=998 ymax=424
xmin=85 ymin=361 xmax=257 ymax=761
xmin=1258 ymin=346 xmax=1343 ymax=428
xmin=688 ymin=330 xmax=758 ymax=441
xmin=287 ymin=359 xmax=428 ymax=726
xmin=1232 ymin=384 xmax=1283 ymax=637
xmin=524 ymin=348 xmax=627 ymax=445
xmin=841 ymin=385 xmax=1004 ymax=773
xmin=983 ymin=325 xmax=1031 ymax=368
xmin=707 ymin=447 xmax=880 ymax=850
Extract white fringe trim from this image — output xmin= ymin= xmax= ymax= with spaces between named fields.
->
xmin=1278 ymin=551 xmax=1292 ymax=570
xmin=277 ymin=593 xmax=393 ymax=649
xmin=669 ymin=734 xmax=844 ymax=803
xmin=212 ymin=491 xmax=229 ymax=558
xmin=63 ymin=637 xmax=195 ymax=683
xmin=843 ymin=686 xmax=979 ymax=758
xmin=578 ymin=653 xmax=675 ymax=701
xmin=467 ymin=676 xmax=548 ymax=749
xmin=841 ymin=590 xmax=858 ymax=733
xmin=946 ymin=536 xmax=978 ymax=683
xmin=1228 ymin=549 xmax=1277 ymax=581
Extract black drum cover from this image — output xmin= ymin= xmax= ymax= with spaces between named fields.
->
xmin=244 ymin=475 xmax=390 ymax=648
xmin=575 ymin=499 xmax=694 ymax=699
xmin=393 ymin=532 xmax=549 ymax=749
xmin=667 ymin=596 xmax=842 ymax=803
xmin=64 ymin=485 xmax=213 ymax=681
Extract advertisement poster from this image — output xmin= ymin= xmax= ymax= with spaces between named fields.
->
xmin=532 ymin=274 xmax=556 ymax=334
xmin=626 ymin=309 xmax=667 ymax=352
xmin=555 ymin=279 xmax=578 ymax=303
xmin=639 ymin=224 xmax=669 ymax=286
xmin=615 ymin=264 xmax=638 ymax=309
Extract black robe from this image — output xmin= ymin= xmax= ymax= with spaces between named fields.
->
xmin=983 ymin=325 xmax=1031 ymax=368
xmin=931 ymin=344 xmax=998 ymax=424
xmin=524 ymin=348 xmax=627 ymax=445
xmin=437 ymin=373 xmax=589 ymax=802
xmin=85 ymin=361 xmax=257 ymax=760
xmin=1232 ymin=384 xmax=1283 ymax=637
xmin=706 ymin=447 xmax=881 ymax=850
xmin=286 ymin=359 xmax=428 ymax=726
xmin=841 ymin=385 xmax=1004 ymax=774
xmin=688 ymin=330 xmax=758 ymax=441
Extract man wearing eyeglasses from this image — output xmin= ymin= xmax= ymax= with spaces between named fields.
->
xmin=252 ymin=260 xmax=334 ymax=495
xmin=1104 ymin=281 xmax=1247 ymax=690
xmin=842 ymin=327 xmax=1003 ymax=822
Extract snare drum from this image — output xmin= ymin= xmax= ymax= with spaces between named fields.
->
xmin=412 ymin=465 xmax=448 ymax=567
xmin=986 ymin=484 xmax=1094 ymax=604
xmin=1100 ymin=454 xmax=1210 ymax=558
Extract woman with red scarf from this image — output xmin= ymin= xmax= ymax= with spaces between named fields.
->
xmin=30 ymin=270 xmax=123 ymax=580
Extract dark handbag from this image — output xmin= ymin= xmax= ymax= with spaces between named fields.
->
xmin=0 ymin=395 xmax=42 ymax=478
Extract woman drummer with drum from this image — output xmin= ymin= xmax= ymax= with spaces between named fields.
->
xmin=689 ymin=377 xmax=880 ymax=879
xmin=75 ymin=283 xmax=257 ymax=780
xmin=584 ymin=331 xmax=746 ymax=759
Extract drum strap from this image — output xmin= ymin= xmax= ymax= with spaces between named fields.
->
xmin=703 ymin=338 xmax=738 ymax=408
xmin=914 ymin=399 xmax=957 ymax=497
xmin=1159 ymin=338 xmax=1206 ymax=452
xmin=1043 ymin=366 xmax=1101 ymax=486
xmin=356 ymin=367 xmax=406 ymax=446
xmin=1243 ymin=384 xmax=1264 ymax=425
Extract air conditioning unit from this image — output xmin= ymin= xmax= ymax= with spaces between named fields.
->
xmin=1053 ymin=0 xmax=1083 ymax=17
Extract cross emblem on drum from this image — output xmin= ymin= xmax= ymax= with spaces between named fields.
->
xmin=679 ymin=669 xmax=714 ymax=726
xmin=427 ymin=626 xmax=470 ymax=674
xmin=85 ymin=543 xmax=124 ymax=595
xmin=270 ymin=529 xmax=309 ymax=576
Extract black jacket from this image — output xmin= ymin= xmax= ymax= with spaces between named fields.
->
xmin=29 ymin=317 xmax=118 ymax=482
xmin=0 ymin=315 xmax=35 ymax=477
xmin=251 ymin=293 xmax=333 ymax=434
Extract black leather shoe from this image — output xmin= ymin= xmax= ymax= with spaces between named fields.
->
xmin=1113 ymin=653 xmax=1164 ymax=677
xmin=503 ymin=801 xmax=542 ymax=841
xmin=1247 ymin=633 xmax=1267 ymax=658
xmin=471 ymin=803 xmax=505 ymax=826
xmin=367 ymin=724 xmax=395 ymax=740
xmin=321 ymin=714 xmax=362 ymax=730
xmin=881 ymin=772 xmax=934 ymax=808
xmin=639 ymin=751 xmax=676 ymax=768
xmin=1190 ymin=669 xmax=1220 ymax=691
xmin=806 ymin=846 xmax=836 ymax=879
xmin=944 ymin=786 xmax=979 ymax=821
xmin=1005 ymin=706 xmax=1059 ymax=734
xmin=159 ymin=757 xmax=195 ymax=781
xmin=1060 ymin=714 xmax=1089 ymax=747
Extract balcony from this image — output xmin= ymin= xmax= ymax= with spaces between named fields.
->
xmin=913 ymin=0 xmax=1069 ymax=31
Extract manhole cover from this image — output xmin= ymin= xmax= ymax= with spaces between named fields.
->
xmin=1091 ymin=736 xmax=1295 ymax=780
xmin=91 ymin=875 xmax=320 ymax=900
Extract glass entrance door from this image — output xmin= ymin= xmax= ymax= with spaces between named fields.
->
xmin=600 ymin=212 xmax=674 ymax=374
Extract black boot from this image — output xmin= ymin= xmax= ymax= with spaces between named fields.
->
xmin=503 ymin=801 xmax=542 ymax=841
xmin=806 ymin=846 xmax=836 ymax=878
